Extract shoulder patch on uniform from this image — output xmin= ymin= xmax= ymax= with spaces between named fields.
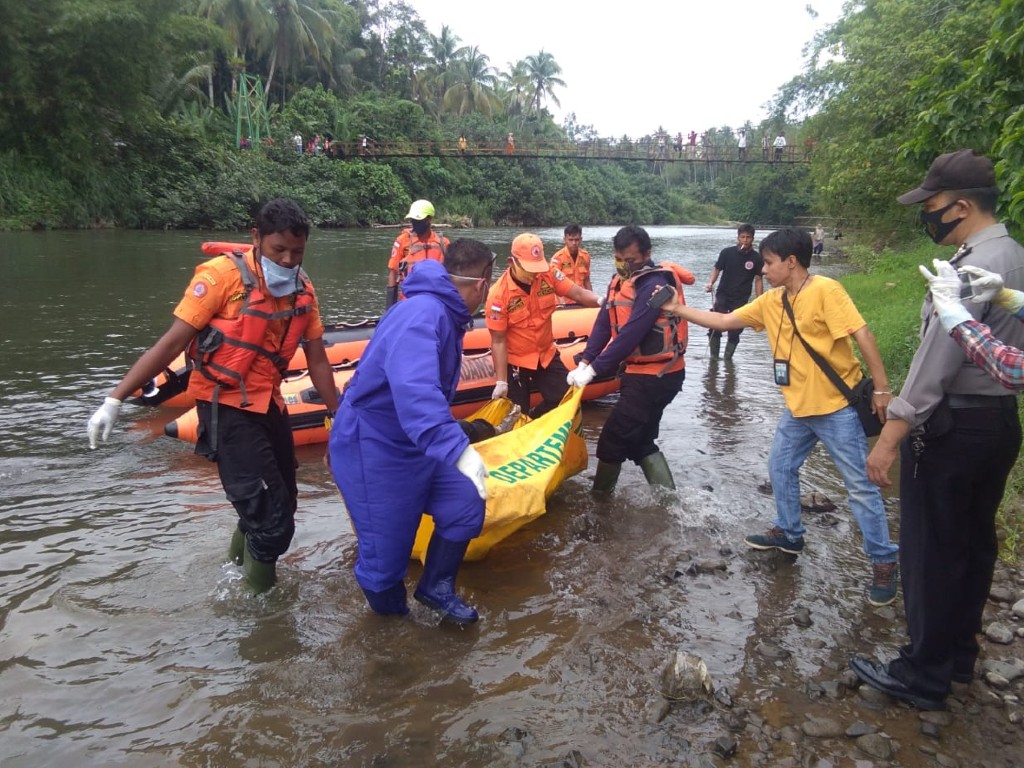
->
xmin=553 ymin=269 xmax=565 ymax=281
xmin=192 ymin=282 xmax=208 ymax=298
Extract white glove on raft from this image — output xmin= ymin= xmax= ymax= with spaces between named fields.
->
xmin=87 ymin=397 xmax=123 ymax=449
xmin=491 ymin=380 xmax=508 ymax=400
xmin=566 ymin=363 xmax=595 ymax=389
xmin=919 ymin=259 xmax=971 ymax=332
xmin=959 ymin=265 xmax=1024 ymax=313
xmin=455 ymin=445 xmax=489 ymax=500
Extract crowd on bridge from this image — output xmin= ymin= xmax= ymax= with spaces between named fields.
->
xmin=269 ymin=129 xmax=814 ymax=162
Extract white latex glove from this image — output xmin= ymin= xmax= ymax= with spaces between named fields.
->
xmin=87 ymin=397 xmax=123 ymax=449
xmin=919 ymin=259 xmax=971 ymax=332
xmin=566 ymin=363 xmax=596 ymax=389
xmin=491 ymin=380 xmax=508 ymax=400
xmin=455 ymin=445 xmax=488 ymax=499
xmin=959 ymin=265 xmax=1024 ymax=312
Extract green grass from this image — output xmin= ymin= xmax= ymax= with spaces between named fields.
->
xmin=839 ymin=236 xmax=1023 ymax=563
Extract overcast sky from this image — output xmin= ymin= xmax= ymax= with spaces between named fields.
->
xmin=407 ymin=0 xmax=847 ymax=138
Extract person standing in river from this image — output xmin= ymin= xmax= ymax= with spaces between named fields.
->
xmin=549 ymin=224 xmax=593 ymax=301
xmin=329 ymin=240 xmax=495 ymax=624
xmin=487 ymin=233 xmax=601 ymax=418
xmin=566 ymin=225 xmax=695 ymax=493
xmin=659 ymin=227 xmax=899 ymax=606
xmin=851 ymin=149 xmax=1024 ymax=711
xmin=86 ymin=198 xmax=339 ymax=594
xmin=704 ymin=223 xmax=764 ymax=360
xmin=386 ymin=199 xmax=449 ymax=307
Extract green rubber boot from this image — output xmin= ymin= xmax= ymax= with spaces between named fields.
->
xmin=639 ymin=451 xmax=676 ymax=490
xmin=228 ymin=526 xmax=245 ymax=566
xmin=724 ymin=341 xmax=739 ymax=361
xmin=708 ymin=335 xmax=721 ymax=359
xmin=591 ymin=461 xmax=622 ymax=496
xmin=243 ymin=546 xmax=277 ymax=594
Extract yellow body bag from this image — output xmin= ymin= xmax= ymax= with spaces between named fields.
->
xmin=411 ymin=388 xmax=588 ymax=562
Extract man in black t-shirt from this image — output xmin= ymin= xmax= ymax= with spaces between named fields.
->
xmin=704 ymin=223 xmax=764 ymax=359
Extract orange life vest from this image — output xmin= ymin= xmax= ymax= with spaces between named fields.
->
xmin=187 ymin=251 xmax=314 ymax=407
xmin=396 ymin=229 xmax=447 ymax=295
xmin=607 ymin=262 xmax=691 ymax=376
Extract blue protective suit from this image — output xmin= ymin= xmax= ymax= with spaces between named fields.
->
xmin=329 ymin=259 xmax=485 ymax=592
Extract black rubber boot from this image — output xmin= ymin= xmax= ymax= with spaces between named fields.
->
xmin=228 ymin=526 xmax=245 ymax=566
xmin=414 ymin=534 xmax=478 ymax=624
xmin=362 ymin=581 xmax=410 ymax=615
xmin=724 ymin=341 xmax=739 ymax=361
xmin=639 ymin=451 xmax=675 ymax=489
xmin=591 ymin=460 xmax=622 ymax=496
xmin=242 ymin=546 xmax=277 ymax=594
xmin=708 ymin=334 xmax=721 ymax=359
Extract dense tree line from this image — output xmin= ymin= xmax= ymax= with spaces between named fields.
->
xmin=6 ymin=0 xmax=1021 ymax=234
xmin=777 ymin=0 xmax=1024 ymax=240
xmin=0 ymin=0 xmax=813 ymax=230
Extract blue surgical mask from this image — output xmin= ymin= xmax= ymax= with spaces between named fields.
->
xmin=260 ymin=255 xmax=300 ymax=297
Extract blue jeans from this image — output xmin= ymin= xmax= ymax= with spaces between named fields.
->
xmin=768 ymin=406 xmax=898 ymax=563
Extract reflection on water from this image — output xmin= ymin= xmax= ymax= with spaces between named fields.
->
xmin=1 ymin=226 xmax=905 ymax=766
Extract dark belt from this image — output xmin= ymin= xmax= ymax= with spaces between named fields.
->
xmin=947 ymin=393 xmax=1017 ymax=409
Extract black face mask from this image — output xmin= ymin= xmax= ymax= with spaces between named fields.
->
xmin=919 ymin=201 xmax=963 ymax=244
xmin=410 ymin=218 xmax=430 ymax=235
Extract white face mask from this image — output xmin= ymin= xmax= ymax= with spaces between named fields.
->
xmin=260 ymin=255 xmax=300 ymax=297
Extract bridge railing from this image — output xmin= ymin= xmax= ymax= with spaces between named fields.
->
xmin=314 ymin=140 xmax=810 ymax=163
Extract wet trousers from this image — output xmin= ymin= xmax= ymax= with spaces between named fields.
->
xmin=330 ymin=420 xmax=485 ymax=593
xmin=196 ymin=401 xmax=297 ymax=563
xmin=710 ymin=295 xmax=748 ymax=345
xmin=890 ymin=404 xmax=1020 ymax=698
xmin=596 ymin=370 xmax=684 ymax=465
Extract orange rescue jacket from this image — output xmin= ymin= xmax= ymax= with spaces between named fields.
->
xmin=187 ymin=251 xmax=314 ymax=409
xmin=607 ymin=262 xmax=694 ymax=376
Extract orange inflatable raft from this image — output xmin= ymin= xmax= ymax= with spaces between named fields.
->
xmin=133 ymin=242 xmax=599 ymax=410
xmin=164 ymin=336 xmax=616 ymax=446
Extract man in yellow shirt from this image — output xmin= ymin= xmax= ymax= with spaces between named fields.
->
xmin=661 ymin=227 xmax=899 ymax=605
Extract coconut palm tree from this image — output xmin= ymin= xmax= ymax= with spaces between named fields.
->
xmin=265 ymin=0 xmax=339 ymax=102
xmin=523 ymin=50 xmax=566 ymax=114
xmin=441 ymin=46 xmax=501 ymax=116
xmin=498 ymin=60 xmax=532 ymax=120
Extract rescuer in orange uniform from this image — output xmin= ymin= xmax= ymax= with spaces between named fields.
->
xmin=386 ymin=199 xmax=450 ymax=307
xmin=567 ymin=225 xmax=695 ymax=492
xmin=86 ymin=199 xmax=339 ymax=594
xmin=487 ymin=233 xmax=601 ymax=417
xmin=549 ymin=223 xmax=593 ymax=304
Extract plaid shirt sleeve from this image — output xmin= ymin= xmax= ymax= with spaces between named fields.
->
xmin=951 ymin=319 xmax=1024 ymax=391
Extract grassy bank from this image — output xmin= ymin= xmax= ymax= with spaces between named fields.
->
xmin=839 ymin=238 xmax=1023 ymax=562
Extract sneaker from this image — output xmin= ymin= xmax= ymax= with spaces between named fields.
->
xmin=868 ymin=562 xmax=899 ymax=606
xmin=744 ymin=526 xmax=804 ymax=555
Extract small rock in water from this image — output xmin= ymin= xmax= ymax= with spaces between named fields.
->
xmin=856 ymin=732 xmax=894 ymax=760
xmin=660 ymin=651 xmax=714 ymax=702
xmin=800 ymin=491 xmax=836 ymax=512
xmin=801 ymin=717 xmax=844 ymax=738
xmin=793 ymin=606 xmax=813 ymax=627
xmin=711 ymin=735 xmax=738 ymax=758
xmin=845 ymin=721 xmax=877 ymax=738
xmin=755 ymin=642 xmax=791 ymax=661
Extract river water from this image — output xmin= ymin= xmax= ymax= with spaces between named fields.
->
xmin=0 ymin=226 xmax=975 ymax=766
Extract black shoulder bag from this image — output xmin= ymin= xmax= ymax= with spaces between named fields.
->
xmin=781 ymin=293 xmax=882 ymax=437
